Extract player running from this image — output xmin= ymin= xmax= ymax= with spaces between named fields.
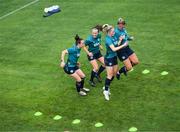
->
xmin=115 ymin=18 xmax=139 ymax=79
xmin=83 ymin=26 xmax=105 ymax=87
xmin=60 ymin=35 xmax=90 ymax=96
xmin=102 ymin=24 xmax=128 ymax=100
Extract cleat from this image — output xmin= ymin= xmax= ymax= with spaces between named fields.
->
xmin=79 ymin=91 xmax=87 ymax=96
xmin=103 ymin=90 xmax=110 ymax=101
xmin=82 ymin=88 xmax=90 ymax=92
xmin=103 ymin=87 xmax=111 ymax=95
xmin=89 ymin=80 xmax=96 ymax=87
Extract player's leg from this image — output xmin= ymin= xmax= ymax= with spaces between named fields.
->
xmin=116 ymin=56 xmax=133 ymax=79
xmin=113 ymin=64 xmax=119 ymax=77
xmin=125 ymin=46 xmax=139 ymax=67
xmin=103 ymin=56 xmax=117 ymax=100
xmin=121 ymin=58 xmax=133 ymax=74
xmin=89 ymin=59 xmax=99 ymax=86
xmin=103 ymin=64 xmax=118 ymax=96
xmin=76 ymin=68 xmax=85 ymax=78
xmin=97 ymin=56 xmax=106 ymax=78
xmin=70 ymin=72 xmax=87 ymax=96
xmin=129 ymin=53 xmax=139 ymax=66
xmin=116 ymin=49 xmax=129 ymax=79
xmin=76 ymin=69 xmax=90 ymax=92
xmin=103 ymin=66 xmax=114 ymax=100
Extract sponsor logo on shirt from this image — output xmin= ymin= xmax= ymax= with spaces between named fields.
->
xmin=94 ymin=43 xmax=99 ymax=47
xmin=114 ymin=41 xmax=118 ymax=45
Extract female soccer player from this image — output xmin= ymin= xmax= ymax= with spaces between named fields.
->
xmin=102 ymin=24 xmax=128 ymax=100
xmin=115 ymin=18 xmax=139 ymax=79
xmin=83 ymin=26 xmax=105 ymax=87
xmin=60 ymin=35 xmax=90 ymax=96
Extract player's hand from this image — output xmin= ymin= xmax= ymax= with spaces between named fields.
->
xmin=88 ymin=52 xmax=93 ymax=57
xmin=123 ymin=42 xmax=128 ymax=47
xmin=119 ymin=35 xmax=125 ymax=41
xmin=60 ymin=61 xmax=65 ymax=68
xmin=130 ymin=36 xmax=134 ymax=40
xmin=77 ymin=62 xmax=80 ymax=67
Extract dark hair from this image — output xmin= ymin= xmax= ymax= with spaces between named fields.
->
xmin=93 ymin=24 xmax=103 ymax=32
xmin=117 ymin=21 xmax=126 ymax=25
xmin=75 ymin=34 xmax=83 ymax=45
xmin=117 ymin=20 xmax=126 ymax=25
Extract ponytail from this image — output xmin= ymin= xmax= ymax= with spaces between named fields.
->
xmin=102 ymin=24 xmax=113 ymax=34
xmin=93 ymin=24 xmax=103 ymax=32
xmin=75 ymin=34 xmax=83 ymax=45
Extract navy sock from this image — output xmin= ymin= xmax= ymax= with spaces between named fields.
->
xmin=94 ymin=70 xmax=98 ymax=78
xmin=81 ymin=78 xmax=85 ymax=88
xmin=119 ymin=66 xmax=127 ymax=73
xmin=90 ymin=70 xmax=97 ymax=81
xmin=105 ymin=78 xmax=111 ymax=91
xmin=110 ymin=76 xmax=114 ymax=81
xmin=97 ymin=65 xmax=105 ymax=75
xmin=76 ymin=81 xmax=81 ymax=92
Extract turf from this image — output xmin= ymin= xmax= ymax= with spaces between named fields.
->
xmin=0 ymin=0 xmax=180 ymax=131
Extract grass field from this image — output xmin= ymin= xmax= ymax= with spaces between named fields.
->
xmin=0 ymin=0 xmax=180 ymax=131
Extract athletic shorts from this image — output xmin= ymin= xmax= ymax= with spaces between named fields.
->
xmin=87 ymin=51 xmax=103 ymax=61
xmin=63 ymin=64 xmax=79 ymax=74
xmin=105 ymin=56 xmax=118 ymax=67
xmin=117 ymin=46 xmax=134 ymax=62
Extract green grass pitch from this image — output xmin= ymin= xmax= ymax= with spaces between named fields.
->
xmin=0 ymin=0 xmax=180 ymax=131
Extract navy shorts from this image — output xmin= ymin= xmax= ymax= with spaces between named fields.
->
xmin=87 ymin=51 xmax=103 ymax=61
xmin=63 ymin=65 xmax=79 ymax=74
xmin=105 ymin=56 xmax=118 ymax=67
xmin=117 ymin=46 xmax=134 ymax=61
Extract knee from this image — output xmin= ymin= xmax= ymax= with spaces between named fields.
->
xmin=136 ymin=60 xmax=140 ymax=65
xmin=126 ymin=65 xmax=133 ymax=71
xmin=76 ymin=78 xmax=82 ymax=82
xmin=81 ymin=76 xmax=86 ymax=80
xmin=133 ymin=60 xmax=139 ymax=65
xmin=102 ymin=64 xmax=105 ymax=68
xmin=93 ymin=67 xmax=99 ymax=72
xmin=107 ymin=73 xmax=113 ymax=79
xmin=81 ymin=75 xmax=86 ymax=79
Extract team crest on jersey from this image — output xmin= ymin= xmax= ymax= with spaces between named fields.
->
xmin=122 ymin=56 xmax=125 ymax=60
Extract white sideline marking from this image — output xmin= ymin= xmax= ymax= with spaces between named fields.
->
xmin=0 ymin=0 xmax=39 ymax=20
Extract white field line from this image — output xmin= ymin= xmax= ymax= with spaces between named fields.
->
xmin=0 ymin=0 xmax=39 ymax=20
